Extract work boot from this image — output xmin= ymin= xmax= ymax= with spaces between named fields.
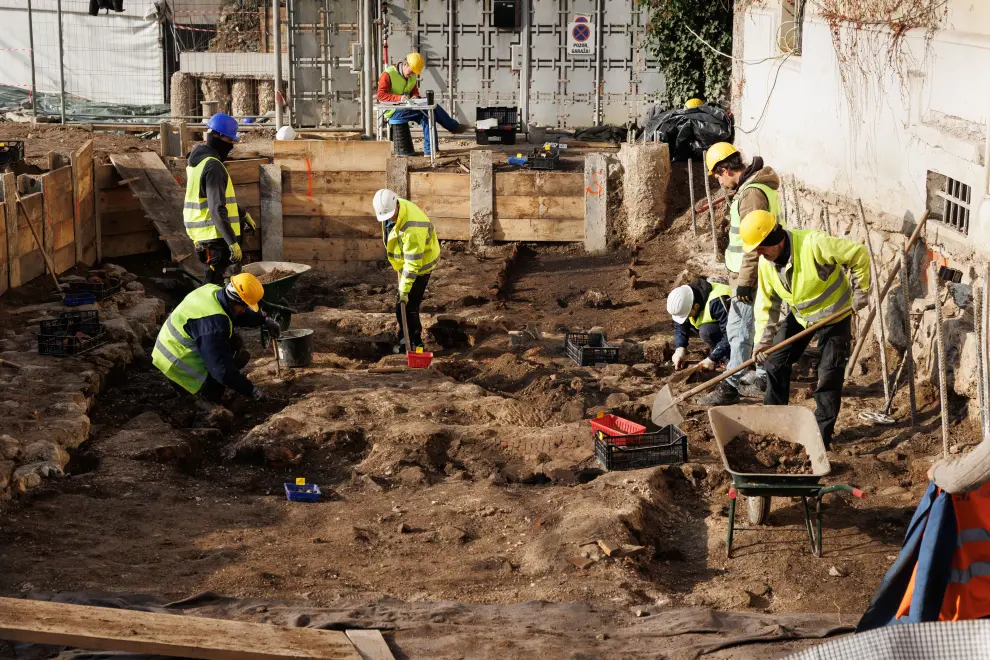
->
xmin=449 ymin=123 xmax=469 ymax=135
xmin=697 ymin=382 xmax=740 ymax=406
xmin=737 ymin=376 xmax=767 ymax=399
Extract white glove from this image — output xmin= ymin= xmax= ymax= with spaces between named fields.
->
xmin=700 ymin=357 xmax=716 ymax=371
xmin=672 ymin=347 xmax=687 ymax=370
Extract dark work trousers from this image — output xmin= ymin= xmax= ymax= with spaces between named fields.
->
xmin=197 ymin=239 xmax=235 ymax=286
xmin=170 ymin=333 xmax=250 ymax=404
xmin=698 ymin=322 xmax=726 ymax=360
xmin=395 ymin=273 xmax=432 ymax=348
xmin=763 ymin=313 xmax=852 ymax=449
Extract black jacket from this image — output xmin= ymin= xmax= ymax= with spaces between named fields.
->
xmin=673 ymin=277 xmax=731 ymax=363
xmin=183 ymin=287 xmax=264 ymax=395
xmin=189 ymin=144 xmax=237 ymax=247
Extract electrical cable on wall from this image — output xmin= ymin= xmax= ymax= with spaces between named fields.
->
xmin=736 ymin=49 xmax=795 ymax=134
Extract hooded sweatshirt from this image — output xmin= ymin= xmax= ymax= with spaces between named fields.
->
xmin=727 ymin=158 xmax=781 ymax=288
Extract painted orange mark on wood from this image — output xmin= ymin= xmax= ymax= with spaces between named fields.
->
xmin=305 ymin=156 xmax=313 ymax=199
xmin=586 ymin=169 xmax=603 ymax=196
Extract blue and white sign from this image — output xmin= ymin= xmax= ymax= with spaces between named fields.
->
xmin=567 ymin=14 xmax=595 ymax=56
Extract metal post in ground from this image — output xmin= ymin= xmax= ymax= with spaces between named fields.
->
xmin=703 ymin=151 xmax=717 ymax=260
xmin=56 ymin=0 xmax=66 ymax=123
xmin=984 ymin=264 xmax=990 ymax=441
xmin=932 ymin=261 xmax=950 ymax=458
xmin=791 ymin=175 xmax=801 ymax=228
xmin=859 ymin=200 xmax=889 ymax=404
xmin=976 ymin=286 xmax=987 ymax=442
xmin=900 ymin=250 xmax=917 ymax=427
xmin=27 ymin=0 xmax=37 ymax=121
xmin=273 ymin=0 xmax=283 ymax=130
xmin=688 ymin=159 xmax=697 ymax=235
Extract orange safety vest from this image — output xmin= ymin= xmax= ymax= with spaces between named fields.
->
xmin=896 ymin=481 xmax=990 ymax=621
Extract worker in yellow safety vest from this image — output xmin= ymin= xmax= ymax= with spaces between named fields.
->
xmin=152 ymin=273 xmax=280 ymax=404
xmin=184 ymin=113 xmax=258 ymax=285
xmin=667 ymin=277 xmax=732 ymax=372
xmin=701 ymin=142 xmax=784 ymax=405
xmin=742 ymin=210 xmax=871 ymax=449
xmin=376 ymin=52 xmax=467 ymax=157
xmin=372 ymin=189 xmax=441 ymax=352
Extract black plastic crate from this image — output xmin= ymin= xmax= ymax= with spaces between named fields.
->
xmin=0 ymin=140 xmax=25 ymax=166
xmin=528 ymin=148 xmax=560 ymax=170
xmin=38 ymin=310 xmax=108 ymax=357
xmin=65 ymin=276 xmax=122 ymax=301
xmin=595 ymin=425 xmax=688 ymax=471
xmin=476 ymin=106 xmax=519 ymax=145
xmin=564 ymin=332 xmax=619 ymax=366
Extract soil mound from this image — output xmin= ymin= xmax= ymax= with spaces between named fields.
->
xmin=725 ymin=432 xmax=813 ymax=475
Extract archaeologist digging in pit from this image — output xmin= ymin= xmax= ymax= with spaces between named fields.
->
xmin=377 ymin=52 xmax=467 ymax=157
xmin=152 ymin=273 xmax=280 ymax=404
xmin=742 ymin=210 xmax=870 ymax=449
xmin=183 ymin=113 xmax=259 ymax=286
xmin=372 ymin=189 xmax=440 ymax=353
xmin=701 ymin=142 xmax=784 ymax=405
xmin=667 ymin=278 xmax=731 ymax=374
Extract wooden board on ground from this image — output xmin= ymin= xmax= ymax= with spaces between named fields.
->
xmin=274 ymin=140 xmax=391 ymax=173
xmin=345 ymin=630 xmax=395 ymax=660
xmin=0 ymin=597 xmax=361 ymax=660
xmin=110 ymin=152 xmax=199 ymax=278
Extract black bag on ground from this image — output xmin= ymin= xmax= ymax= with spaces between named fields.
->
xmin=642 ymin=104 xmax=734 ymax=162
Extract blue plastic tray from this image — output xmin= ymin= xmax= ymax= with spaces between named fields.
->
xmin=284 ymin=482 xmax=321 ymax=503
xmin=63 ymin=292 xmax=97 ymax=306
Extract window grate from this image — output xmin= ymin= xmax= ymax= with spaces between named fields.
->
xmin=935 ymin=177 xmax=972 ymax=235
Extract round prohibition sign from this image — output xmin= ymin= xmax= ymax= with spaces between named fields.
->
xmin=572 ymin=23 xmax=591 ymax=42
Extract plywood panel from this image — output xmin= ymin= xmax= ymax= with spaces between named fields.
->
xmin=494 ymin=195 xmax=583 ymax=220
xmin=99 ymin=187 xmax=143 ymax=213
xmin=282 ymin=237 xmax=383 ymax=263
xmin=102 ymin=231 xmax=162 ymax=258
xmin=284 ymin=171 xmax=385 ymax=195
xmin=411 ymin=196 xmax=470 ymax=219
xmin=282 ymin=193 xmax=376 ymax=217
xmin=284 ymin=216 xmax=382 ymax=239
xmin=493 ymin=217 xmax=584 ymax=242
xmin=495 ymin=171 xmax=584 ymax=197
xmin=54 ymin=244 xmax=75 ymax=274
xmin=101 ymin=210 xmax=156 ymax=237
xmin=235 ymin=183 xmax=260 ymax=208
xmin=432 ymin=217 xmax=469 ymax=241
xmin=224 ymin=158 xmax=268 ymax=184
xmin=71 ymin=140 xmax=95 ymax=265
xmin=17 ymin=192 xmax=44 ymax=283
xmin=408 ymin=172 xmax=469 ymax=198
xmin=274 ymin=140 xmax=391 ymax=172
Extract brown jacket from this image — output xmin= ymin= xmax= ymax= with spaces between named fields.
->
xmin=728 ymin=163 xmax=781 ymax=287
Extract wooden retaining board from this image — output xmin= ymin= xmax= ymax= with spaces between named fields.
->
xmin=0 ymin=597 xmax=361 ymax=660
xmin=96 ymin=165 xmax=159 ymax=259
xmin=17 ymin=192 xmax=45 ymax=284
xmin=71 ymin=140 xmax=97 ymax=266
xmin=0 ymin=203 xmax=7 ymax=295
xmin=41 ymin=166 xmax=75 ymax=274
xmin=274 ymin=140 xmax=391 ymax=172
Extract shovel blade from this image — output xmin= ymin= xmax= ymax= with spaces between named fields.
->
xmin=652 ymin=384 xmax=685 ymax=428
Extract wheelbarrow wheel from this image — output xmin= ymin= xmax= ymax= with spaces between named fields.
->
xmin=746 ymin=495 xmax=771 ymax=525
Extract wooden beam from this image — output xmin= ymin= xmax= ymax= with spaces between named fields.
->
xmin=0 ymin=205 xmax=7 ymax=295
xmin=408 ymin=172 xmax=469 ymax=198
xmin=494 ymin=195 xmax=583 ymax=220
xmin=493 ymin=217 xmax=584 ymax=242
xmin=282 ymin=237 xmax=383 ymax=263
xmin=0 ymin=597 xmax=361 ymax=660
xmin=1 ymin=173 xmax=19 ymax=288
xmin=70 ymin=140 xmax=94 ymax=265
xmin=345 ymin=630 xmax=396 ymax=660
xmin=260 ymin=163 xmax=283 ymax=261
xmin=494 ymin=171 xmax=584 ymax=197
xmin=274 ymin=140 xmax=391 ymax=172
xmin=225 ymin=158 xmax=269 ymax=185
xmin=284 ymin=170 xmax=385 ymax=195
xmin=234 ymin=183 xmax=260 ymax=208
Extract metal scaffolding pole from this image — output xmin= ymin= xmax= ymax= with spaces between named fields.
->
xmin=56 ymin=0 xmax=66 ymax=123
xmin=27 ymin=0 xmax=37 ymax=121
xmin=273 ymin=0 xmax=283 ymax=130
xmin=362 ymin=0 xmax=373 ymax=137
xmin=518 ymin=0 xmax=531 ymax=130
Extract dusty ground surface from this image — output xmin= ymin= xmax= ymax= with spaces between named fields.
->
xmin=0 ymin=188 xmax=976 ymax=658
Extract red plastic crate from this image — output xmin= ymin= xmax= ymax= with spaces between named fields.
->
xmin=407 ymin=351 xmax=434 ymax=369
xmin=590 ymin=415 xmax=648 ymax=446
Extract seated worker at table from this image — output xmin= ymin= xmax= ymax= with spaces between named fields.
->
xmin=377 ymin=52 xmax=467 ymax=156
xmin=666 ymin=277 xmax=732 ymax=374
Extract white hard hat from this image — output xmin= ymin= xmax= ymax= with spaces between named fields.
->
xmin=666 ymin=285 xmax=695 ymax=325
xmin=373 ymin=189 xmax=399 ymax=222
xmin=276 ymin=125 xmax=297 ymax=141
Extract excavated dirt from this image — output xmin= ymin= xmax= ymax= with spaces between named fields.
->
xmin=725 ymin=433 xmax=814 ymax=475
xmin=255 ymin=268 xmax=297 ymax=284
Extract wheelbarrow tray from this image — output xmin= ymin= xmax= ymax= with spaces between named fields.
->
xmin=241 ymin=261 xmax=312 ymax=301
xmin=709 ymin=405 xmax=831 ymax=486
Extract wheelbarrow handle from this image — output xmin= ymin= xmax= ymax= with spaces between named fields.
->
xmin=816 ymin=484 xmax=868 ymax=499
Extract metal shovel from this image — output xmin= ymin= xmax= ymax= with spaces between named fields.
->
xmin=652 ymin=308 xmax=855 ymax=428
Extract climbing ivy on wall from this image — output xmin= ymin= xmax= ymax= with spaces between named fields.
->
xmin=640 ymin=0 xmax=734 ymax=107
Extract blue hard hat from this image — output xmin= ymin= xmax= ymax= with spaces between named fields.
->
xmin=206 ymin=113 xmax=240 ymax=142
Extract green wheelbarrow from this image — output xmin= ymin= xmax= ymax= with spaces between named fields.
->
xmin=709 ymin=405 xmax=867 ymax=558
xmin=240 ymin=261 xmax=311 ymax=331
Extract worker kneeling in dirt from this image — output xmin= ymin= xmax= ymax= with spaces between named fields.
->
xmin=152 ymin=273 xmax=280 ymax=404
xmin=667 ymin=278 xmax=731 ymax=373
xmin=184 ymin=113 xmax=259 ymax=286
xmin=742 ymin=210 xmax=870 ymax=449
xmin=373 ymin=189 xmax=440 ymax=352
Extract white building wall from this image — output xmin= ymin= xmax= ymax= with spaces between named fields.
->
xmin=735 ymin=1 xmax=990 ymax=257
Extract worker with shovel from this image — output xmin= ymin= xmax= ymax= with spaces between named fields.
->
xmin=703 ymin=143 xmax=784 ymax=405
xmin=372 ymin=189 xmax=440 ymax=353
xmin=667 ymin=277 xmax=732 ymax=373
xmin=742 ymin=210 xmax=871 ymax=449
xmin=152 ymin=273 xmax=280 ymax=404
xmin=183 ymin=113 xmax=259 ymax=285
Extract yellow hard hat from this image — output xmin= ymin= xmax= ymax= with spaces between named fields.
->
xmin=705 ymin=142 xmax=738 ymax=175
xmin=684 ymin=98 xmax=704 ymax=109
xmin=406 ymin=52 xmax=425 ymax=75
xmin=227 ymin=273 xmax=264 ymax=312
xmin=740 ymin=210 xmax=779 ymax=253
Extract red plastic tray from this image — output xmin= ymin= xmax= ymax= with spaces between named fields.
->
xmin=407 ymin=351 xmax=434 ymax=369
xmin=589 ymin=414 xmax=650 ymax=446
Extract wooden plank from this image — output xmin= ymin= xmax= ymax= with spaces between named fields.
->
xmin=274 ymin=140 xmax=391 ymax=172
xmin=494 ymin=171 xmax=584 ymax=197
xmin=54 ymin=244 xmax=74 ymax=274
xmin=494 ymin=195 xmax=583 ymax=220
xmin=101 ymin=210 xmax=156 ymax=237
xmin=53 ymin=218 xmax=74 ymax=250
xmin=432 ymin=216 xmax=470 ymax=241
xmin=408 ymin=172 xmax=469 ymax=198
xmin=224 ymin=158 xmax=268 ymax=184
xmin=99 ymin=187 xmax=143 ymax=213
xmin=110 ymin=152 xmax=199 ymax=278
xmin=283 ymin=170 xmax=385 ymax=195
xmin=102 ymin=231 xmax=164 ymax=258
xmin=95 ymin=164 xmax=119 ymax=190
xmin=234 ymin=183 xmax=260 ymax=208
xmin=282 ymin=237 xmax=383 ymax=263
xmin=41 ymin=166 xmax=74 ymax=273
xmin=17 ymin=192 xmax=45 ymax=283
xmin=345 ymin=630 xmax=395 ymax=660
xmin=493 ymin=217 xmax=584 ymax=242
xmin=409 ymin=196 xmax=470 ymax=220
xmin=0 ymin=205 xmax=7 ymax=295
xmin=0 ymin=597 xmax=361 ymax=660
xmin=283 ymin=216 xmax=380 ymax=239
xmin=260 ymin=163 xmax=283 ymax=261
xmin=1 ymin=173 xmax=18 ymax=288
xmin=70 ymin=140 xmax=94 ymax=264
xmin=282 ymin=193 xmax=378 ymax=217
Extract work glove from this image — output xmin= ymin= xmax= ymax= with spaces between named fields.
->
xmin=852 ymin=288 xmax=870 ymax=312
xmin=398 ymin=291 xmax=409 ymax=305
xmin=242 ymin=212 xmax=258 ymax=234
xmin=700 ymin=357 xmax=716 ymax=371
xmin=264 ymin=317 xmax=281 ymax=339
xmin=753 ymin=343 xmax=773 ymax=366
xmin=229 ymin=242 xmax=243 ymax=263
xmin=672 ymin=346 xmax=687 ymax=370
xmin=251 ymin=387 xmax=265 ymax=401
xmin=735 ymin=285 xmax=756 ymax=305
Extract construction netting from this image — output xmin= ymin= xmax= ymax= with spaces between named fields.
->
xmin=786 ymin=620 xmax=990 ymax=659
xmin=0 ymin=85 xmax=168 ymax=121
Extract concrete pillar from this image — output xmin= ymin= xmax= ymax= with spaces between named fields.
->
xmin=620 ymin=142 xmax=671 ymax=242
xmin=231 ymin=79 xmax=254 ymax=118
xmin=470 ymin=150 xmax=494 ymax=248
xmin=258 ymin=79 xmax=275 ymax=115
xmin=200 ymin=78 xmax=230 ymax=117
xmin=260 ymin=164 xmax=283 ymax=260
xmin=386 ymin=157 xmax=408 ymax=198
xmin=169 ymin=72 xmax=195 ymax=119
xmin=584 ymin=153 xmax=607 ymax=254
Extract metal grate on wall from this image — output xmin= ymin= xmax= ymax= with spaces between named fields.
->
xmin=935 ymin=176 xmax=972 ymax=236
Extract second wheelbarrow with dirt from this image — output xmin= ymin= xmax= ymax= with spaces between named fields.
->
xmin=709 ymin=405 xmax=867 ymax=558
